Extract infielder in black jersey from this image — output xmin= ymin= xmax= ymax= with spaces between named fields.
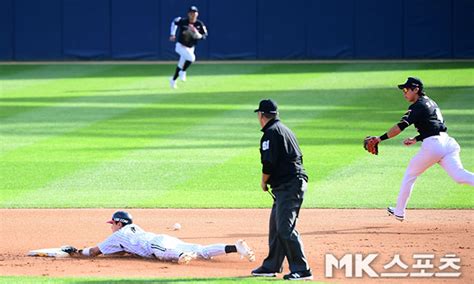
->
xmin=368 ymin=77 xmax=474 ymax=221
xmin=169 ymin=6 xmax=208 ymax=89
xmin=252 ymin=99 xmax=312 ymax=281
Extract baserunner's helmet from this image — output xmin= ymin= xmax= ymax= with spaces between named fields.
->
xmin=107 ymin=211 xmax=133 ymax=225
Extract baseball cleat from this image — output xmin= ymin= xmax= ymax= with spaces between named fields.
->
xmin=235 ymin=239 xmax=255 ymax=262
xmin=283 ymin=270 xmax=313 ymax=280
xmin=178 ymin=71 xmax=187 ymax=81
xmin=387 ymin=207 xmax=405 ymax=222
xmin=251 ymin=266 xmax=278 ymax=277
xmin=177 ymin=252 xmax=197 ymax=264
xmin=169 ymin=78 xmax=177 ymax=89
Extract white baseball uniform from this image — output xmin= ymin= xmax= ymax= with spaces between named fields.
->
xmin=174 ymin=42 xmax=195 ymax=69
xmin=394 ymin=96 xmax=474 ymax=217
xmin=98 ymin=224 xmax=226 ymax=262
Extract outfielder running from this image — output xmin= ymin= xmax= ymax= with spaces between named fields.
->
xmin=365 ymin=77 xmax=474 ymax=221
xmin=62 ymin=211 xmax=255 ymax=264
xmin=169 ymin=6 xmax=208 ymax=89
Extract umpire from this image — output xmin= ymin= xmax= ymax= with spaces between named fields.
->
xmin=252 ymin=99 xmax=312 ymax=281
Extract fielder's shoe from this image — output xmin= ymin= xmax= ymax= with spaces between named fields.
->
xmin=169 ymin=78 xmax=177 ymax=89
xmin=235 ymin=239 xmax=255 ymax=262
xmin=177 ymin=252 xmax=197 ymax=264
xmin=251 ymin=266 xmax=279 ymax=277
xmin=387 ymin=207 xmax=405 ymax=222
xmin=283 ymin=270 xmax=313 ymax=280
xmin=178 ymin=70 xmax=187 ymax=81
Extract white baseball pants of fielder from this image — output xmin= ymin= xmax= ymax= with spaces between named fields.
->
xmin=395 ymin=133 xmax=474 ymax=216
xmin=150 ymin=234 xmax=226 ymax=262
xmin=175 ymin=42 xmax=195 ymax=69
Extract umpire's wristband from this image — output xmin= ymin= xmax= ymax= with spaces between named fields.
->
xmin=379 ymin=133 xmax=389 ymax=141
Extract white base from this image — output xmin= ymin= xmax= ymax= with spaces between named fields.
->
xmin=28 ymin=248 xmax=70 ymax=258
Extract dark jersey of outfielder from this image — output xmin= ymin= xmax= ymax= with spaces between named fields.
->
xmin=171 ymin=17 xmax=207 ymax=48
xmin=397 ymin=96 xmax=447 ymax=141
xmin=260 ymin=119 xmax=308 ymax=188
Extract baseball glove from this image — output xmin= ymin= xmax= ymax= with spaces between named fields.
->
xmin=61 ymin=245 xmax=77 ymax=255
xmin=178 ymin=252 xmax=197 ymax=264
xmin=363 ymin=136 xmax=380 ymax=155
xmin=182 ymin=25 xmax=202 ymax=40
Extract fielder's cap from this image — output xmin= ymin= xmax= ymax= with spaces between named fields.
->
xmin=107 ymin=211 xmax=133 ymax=225
xmin=189 ymin=6 xmax=198 ymax=12
xmin=254 ymin=99 xmax=278 ymax=114
xmin=398 ymin=77 xmax=423 ymax=90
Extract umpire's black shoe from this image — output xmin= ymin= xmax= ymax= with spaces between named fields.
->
xmin=251 ymin=266 xmax=279 ymax=277
xmin=387 ymin=207 xmax=405 ymax=222
xmin=283 ymin=269 xmax=313 ymax=280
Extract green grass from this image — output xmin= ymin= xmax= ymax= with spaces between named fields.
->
xmin=0 ymin=276 xmax=300 ymax=283
xmin=0 ymin=62 xmax=473 ymax=208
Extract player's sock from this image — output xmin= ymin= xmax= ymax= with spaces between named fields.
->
xmin=225 ymin=245 xmax=237 ymax=253
xmin=202 ymin=244 xmax=227 ymax=258
xmin=173 ymin=67 xmax=181 ymax=80
xmin=182 ymin=60 xmax=192 ymax=71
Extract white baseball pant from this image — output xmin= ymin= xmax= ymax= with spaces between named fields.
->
xmin=395 ymin=133 xmax=474 ymax=216
xmin=175 ymin=42 xmax=195 ymax=69
xmin=150 ymin=234 xmax=226 ymax=262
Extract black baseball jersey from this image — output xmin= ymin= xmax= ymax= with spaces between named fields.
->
xmin=397 ymin=96 xmax=447 ymax=141
xmin=260 ymin=119 xmax=308 ymax=188
xmin=172 ymin=17 xmax=207 ymax=48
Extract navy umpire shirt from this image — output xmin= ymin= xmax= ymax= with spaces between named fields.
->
xmin=260 ymin=119 xmax=308 ymax=188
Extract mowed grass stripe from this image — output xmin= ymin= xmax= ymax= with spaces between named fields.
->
xmin=1 ymin=65 xmax=170 ymax=202
xmin=0 ymin=276 xmax=291 ymax=283
xmin=0 ymin=65 xmax=169 ymax=154
xmin=0 ymin=64 xmax=274 ymax=206
xmin=0 ymin=63 xmax=472 ymax=208
xmin=50 ymin=64 xmax=369 ymax=208
xmin=131 ymin=63 xmax=473 ymax=208
xmin=0 ymin=65 xmax=118 ymax=94
xmin=9 ymin=105 xmax=259 ymax=207
xmin=157 ymin=62 xmax=424 ymax=207
xmin=1 ymin=65 xmax=115 ymax=120
xmin=1 ymin=64 xmax=342 ymax=207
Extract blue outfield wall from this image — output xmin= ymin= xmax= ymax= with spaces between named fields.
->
xmin=63 ymin=0 xmax=110 ymax=59
xmin=1 ymin=0 xmax=473 ymax=60
xmin=14 ymin=0 xmax=62 ymax=60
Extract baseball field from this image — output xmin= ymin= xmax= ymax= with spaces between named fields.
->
xmin=0 ymin=61 xmax=473 ymax=282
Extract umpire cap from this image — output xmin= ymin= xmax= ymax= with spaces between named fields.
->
xmin=254 ymin=99 xmax=278 ymax=114
xmin=189 ymin=6 xmax=198 ymax=12
xmin=107 ymin=211 xmax=133 ymax=225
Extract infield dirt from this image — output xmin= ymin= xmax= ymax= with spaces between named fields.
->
xmin=0 ymin=209 xmax=472 ymax=283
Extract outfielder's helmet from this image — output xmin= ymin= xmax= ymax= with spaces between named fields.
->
xmin=107 ymin=211 xmax=133 ymax=225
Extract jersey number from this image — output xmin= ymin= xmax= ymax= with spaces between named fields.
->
xmin=425 ymin=101 xmax=444 ymax=123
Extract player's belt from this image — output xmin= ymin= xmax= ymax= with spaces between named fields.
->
xmin=422 ymin=131 xmax=447 ymax=140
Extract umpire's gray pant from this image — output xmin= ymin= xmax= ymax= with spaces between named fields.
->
xmin=261 ymin=177 xmax=310 ymax=273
